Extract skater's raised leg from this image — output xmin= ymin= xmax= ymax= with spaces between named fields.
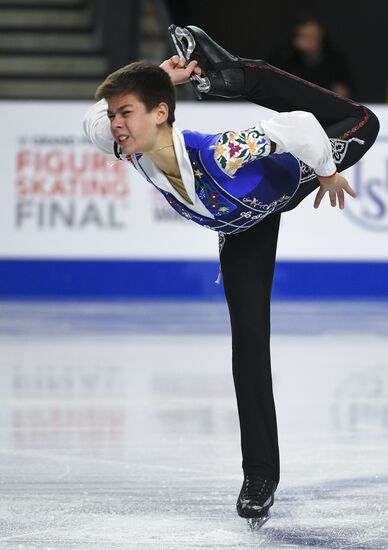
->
xmin=240 ymin=59 xmax=379 ymax=209
xmin=170 ymin=24 xmax=379 ymax=208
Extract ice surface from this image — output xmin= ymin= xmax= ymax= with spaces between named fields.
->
xmin=0 ymin=301 xmax=387 ymax=549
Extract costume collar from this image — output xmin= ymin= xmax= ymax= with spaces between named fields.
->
xmin=133 ymin=125 xmax=196 ymax=207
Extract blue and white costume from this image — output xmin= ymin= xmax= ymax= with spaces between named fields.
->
xmin=83 ymin=100 xmax=336 ymax=235
xmin=82 ymin=43 xmax=379 ymax=507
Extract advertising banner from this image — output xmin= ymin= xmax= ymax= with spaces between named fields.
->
xmin=1 ymin=101 xmax=387 ymax=261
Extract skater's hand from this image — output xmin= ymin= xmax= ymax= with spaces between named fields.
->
xmin=314 ymin=172 xmax=357 ymax=209
xmin=160 ymin=55 xmax=202 ymax=85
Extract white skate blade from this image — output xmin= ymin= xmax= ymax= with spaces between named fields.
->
xmin=169 ymin=26 xmax=211 ymax=95
xmin=246 ymin=512 xmax=271 ymax=530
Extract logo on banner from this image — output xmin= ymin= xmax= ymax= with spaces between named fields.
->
xmin=344 ymin=138 xmax=388 ymax=231
xmin=15 ymin=135 xmax=130 ymax=229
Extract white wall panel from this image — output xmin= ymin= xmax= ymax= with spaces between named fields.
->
xmin=0 ymin=101 xmax=386 ymax=260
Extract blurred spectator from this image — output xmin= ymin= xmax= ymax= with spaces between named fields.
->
xmin=269 ymin=15 xmax=354 ymax=98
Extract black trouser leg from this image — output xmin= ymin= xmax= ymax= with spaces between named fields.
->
xmin=241 ymin=60 xmax=380 ymax=210
xmin=220 ymin=213 xmax=281 ymax=481
xmin=220 ymin=62 xmax=379 ymax=482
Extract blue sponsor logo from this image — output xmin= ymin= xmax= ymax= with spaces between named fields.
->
xmin=344 ymin=143 xmax=388 ymax=231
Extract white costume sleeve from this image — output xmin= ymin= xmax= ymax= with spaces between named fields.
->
xmin=213 ymin=110 xmax=336 ymax=178
xmin=260 ymin=111 xmax=336 ymax=177
xmin=83 ymin=99 xmax=115 ymax=155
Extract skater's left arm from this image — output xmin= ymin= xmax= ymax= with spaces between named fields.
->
xmin=260 ymin=111 xmax=357 ymax=209
xmin=314 ymin=172 xmax=356 ymax=209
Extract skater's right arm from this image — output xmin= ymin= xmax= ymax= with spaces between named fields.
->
xmin=160 ymin=55 xmax=201 ymax=84
xmin=83 ymin=99 xmax=114 ymax=155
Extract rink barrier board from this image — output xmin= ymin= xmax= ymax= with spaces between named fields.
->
xmin=1 ymin=102 xmax=388 ymax=299
xmin=0 ymin=259 xmax=388 ymax=299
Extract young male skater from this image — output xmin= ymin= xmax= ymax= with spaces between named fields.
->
xmin=83 ymin=25 xmax=379 ymax=528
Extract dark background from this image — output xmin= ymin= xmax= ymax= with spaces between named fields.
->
xmin=164 ymin=0 xmax=387 ymax=103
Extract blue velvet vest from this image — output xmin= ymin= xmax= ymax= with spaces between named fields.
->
xmin=133 ymin=129 xmax=302 ymax=235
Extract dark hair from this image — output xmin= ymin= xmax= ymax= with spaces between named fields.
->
xmin=95 ymin=60 xmax=176 ymax=126
xmin=292 ymin=13 xmax=324 ymax=31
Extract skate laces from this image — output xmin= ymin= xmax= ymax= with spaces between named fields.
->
xmin=243 ymin=476 xmax=274 ymax=500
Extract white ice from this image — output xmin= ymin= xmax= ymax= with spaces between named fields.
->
xmin=0 ymin=301 xmax=387 ymax=549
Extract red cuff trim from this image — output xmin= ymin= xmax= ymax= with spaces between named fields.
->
xmin=316 ymin=169 xmax=337 ymax=179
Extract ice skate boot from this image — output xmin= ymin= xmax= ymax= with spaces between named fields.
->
xmin=236 ymin=474 xmax=277 ymax=530
xmin=168 ymin=24 xmax=246 ymax=99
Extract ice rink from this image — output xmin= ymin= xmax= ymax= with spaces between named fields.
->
xmin=0 ymin=300 xmax=387 ymax=549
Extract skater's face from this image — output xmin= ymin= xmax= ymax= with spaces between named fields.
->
xmin=107 ymin=93 xmax=169 ymax=155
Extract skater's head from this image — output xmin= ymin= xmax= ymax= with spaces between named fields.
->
xmin=96 ymin=61 xmax=176 ymax=154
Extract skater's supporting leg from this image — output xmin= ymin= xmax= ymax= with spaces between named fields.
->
xmin=220 ymin=213 xmax=281 ymax=481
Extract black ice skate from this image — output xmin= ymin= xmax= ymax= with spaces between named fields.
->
xmin=168 ymin=24 xmax=245 ymax=99
xmin=236 ymin=474 xmax=277 ymax=530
